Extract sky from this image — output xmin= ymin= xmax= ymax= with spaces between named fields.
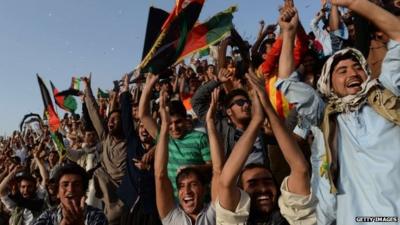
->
xmin=0 ymin=0 xmax=319 ymax=135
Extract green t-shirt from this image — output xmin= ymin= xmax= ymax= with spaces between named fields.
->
xmin=167 ymin=130 xmax=211 ymax=197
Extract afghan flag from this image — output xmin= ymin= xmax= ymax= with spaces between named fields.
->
xmin=176 ymin=6 xmax=237 ymax=62
xmin=37 ymin=75 xmax=60 ymax=132
xmin=37 ymin=75 xmax=66 ymax=157
xmin=139 ymin=0 xmax=205 ymax=74
xmin=198 ymin=47 xmax=210 ymax=58
xmin=50 ymin=81 xmax=78 ymax=113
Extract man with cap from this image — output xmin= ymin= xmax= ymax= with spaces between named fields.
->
xmin=276 ymin=0 xmax=400 ymax=224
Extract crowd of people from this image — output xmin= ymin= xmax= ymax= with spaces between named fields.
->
xmin=1 ymin=0 xmax=399 ymax=224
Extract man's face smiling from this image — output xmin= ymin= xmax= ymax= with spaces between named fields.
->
xmin=57 ymin=174 xmax=85 ymax=209
xmin=169 ymin=115 xmax=187 ymax=139
xmin=138 ymin=122 xmax=152 ymax=144
xmin=241 ymin=167 xmax=277 ymax=215
xmin=331 ymin=59 xmax=368 ymax=97
xmin=178 ymin=173 xmax=205 ymax=218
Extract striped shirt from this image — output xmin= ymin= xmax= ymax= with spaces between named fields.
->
xmin=167 ymin=130 xmax=211 ymax=197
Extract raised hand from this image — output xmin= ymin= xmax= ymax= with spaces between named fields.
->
xmin=145 ymin=73 xmax=159 ymax=88
xmin=246 ymin=68 xmax=274 ymax=119
xmin=217 ymin=68 xmax=233 ymax=83
xmin=250 ymin=90 xmax=265 ymax=124
xmin=82 ymin=73 xmax=92 ymax=89
xmin=158 ymin=90 xmax=170 ymax=126
xmin=60 ymin=196 xmax=85 ymax=225
xmin=206 ymin=87 xmax=220 ymax=123
xmin=279 ymin=5 xmax=299 ymax=32
xmin=246 ymin=67 xmax=266 ymax=96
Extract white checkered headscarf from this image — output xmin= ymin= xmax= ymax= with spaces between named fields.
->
xmin=317 ymin=48 xmax=379 ymax=112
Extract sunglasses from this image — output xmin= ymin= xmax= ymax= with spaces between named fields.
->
xmin=229 ymin=99 xmax=251 ymax=108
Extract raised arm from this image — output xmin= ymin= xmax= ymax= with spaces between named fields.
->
xmin=205 ymin=87 xmax=224 ymax=204
xmin=33 ymin=141 xmax=49 ymax=187
xmin=310 ymin=9 xmax=326 ymax=41
xmin=217 ymin=37 xmax=230 ymax=72
xmin=329 ymin=5 xmax=340 ymax=32
xmin=0 ymin=165 xmax=23 ymax=197
xmin=154 ymin=90 xmax=175 ymax=219
xmin=333 ymin=0 xmax=400 ymax=42
xmin=83 ymin=75 xmax=106 ymax=140
xmin=218 ymin=91 xmax=265 ymax=211
xmin=179 ymin=76 xmax=186 ymax=96
xmin=120 ymin=75 xmax=135 ymax=138
xmin=278 ymin=7 xmax=298 ymax=79
xmin=138 ymin=73 xmax=159 ymax=139
xmin=247 ymin=69 xmax=310 ymax=195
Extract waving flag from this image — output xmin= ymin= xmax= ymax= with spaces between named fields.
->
xmin=37 ymin=75 xmax=60 ymax=132
xmin=139 ymin=0 xmax=205 ymax=74
xmin=176 ymin=6 xmax=237 ymax=62
xmin=50 ymin=81 xmax=77 ymax=113
xmin=37 ymin=74 xmax=66 ymax=156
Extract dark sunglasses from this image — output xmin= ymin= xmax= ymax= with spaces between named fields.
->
xmin=229 ymin=99 xmax=251 ymax=108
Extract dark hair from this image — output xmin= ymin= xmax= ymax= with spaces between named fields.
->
xmin=329 ymin=51 xmax=360 ymax=77
xmin=53 ymin=163 xmax=89 ymax=193
xmin=224 ymin=89 xmax=250 ymax=109
xmin=168 ymin=100 xmax=187 ymax=118
xmin=176 ymin=167 xmax=208 ymax=188
xmin=238 ymin=163 xmax=276 ymax=188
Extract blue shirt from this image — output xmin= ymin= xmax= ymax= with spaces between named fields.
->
xmin=276 ymin=40 xmax=400 ymax=225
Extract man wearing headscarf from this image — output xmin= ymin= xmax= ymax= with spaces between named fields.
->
xmin=276 ymin=0 xmax=400 ymax=224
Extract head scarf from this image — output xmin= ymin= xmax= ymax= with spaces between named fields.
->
xmin=317 ymin=48 xmax=379 ymax=112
